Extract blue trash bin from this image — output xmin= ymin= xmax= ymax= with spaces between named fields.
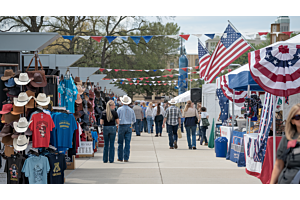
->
xmin=215 ymin=137 xmax=228 ymax=157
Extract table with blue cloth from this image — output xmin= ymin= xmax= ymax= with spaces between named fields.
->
xmin=227 ymin=130 xmax=246 ymax=167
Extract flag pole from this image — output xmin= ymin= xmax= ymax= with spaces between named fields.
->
xmin=228 ymin=20 xmax=256 ymax=51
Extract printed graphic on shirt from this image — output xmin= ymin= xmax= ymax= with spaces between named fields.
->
xmin=34 ymin=164 xmax=43 ymax=183
xmin=53 ymin=162 xmax=61 ymax=176
xmin=36 ymin=121 xmax=49 ymax=138
xmin=9 ymin=164 xmax=18 ymax=181
xmin=59 ymin=120 xmax=70 ymax=129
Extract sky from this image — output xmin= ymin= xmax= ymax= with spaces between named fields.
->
xmin=146 ymin=16 xmax=300 ymax=54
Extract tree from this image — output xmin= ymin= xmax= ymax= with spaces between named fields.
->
xmin=0 ymin=16 xmax=45 ymax=32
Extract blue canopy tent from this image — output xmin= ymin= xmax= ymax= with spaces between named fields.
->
xmin=228 ymin=71 xmax=264 ymax=92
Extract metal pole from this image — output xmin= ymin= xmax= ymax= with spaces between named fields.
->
xmin=232 ymin=89 xmax=235 ymax=130
xmin=273 ymin=95 xmax=276 ymax=166
xmin=246 ymin=85 xmax=250 ymax=133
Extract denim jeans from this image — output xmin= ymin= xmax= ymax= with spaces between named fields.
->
xmin=155 ymin=120 xmax=162 ymax=135
xmin=167 ymin=124 xmax=178 ymax=147
xmin=200 ymin=126 xmax=208 ymax=144
xmin=103 ymin=126 xmax=117 ymax=163
xmin=143 ymin=118 xmax=148 ymax=132
xmin=185 ymin=126 xmax=197 ymax=148
xmin=118 ymin=124 xmax=132 ymax=161
xmin=146 ymin=116 xmax=153 ymax=133
xmin=135 ymin=119 xmax=142 ymax=136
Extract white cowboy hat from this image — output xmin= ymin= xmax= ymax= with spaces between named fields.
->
xmin=13 ymin=92 xmax=33 ymax=107
xmin=13 ymin=135 xmax=29 ymax=151
xmin=34 ymin=93 xmax=50 ymax=106
xmin=14 ymin=73 xmax=33 ymax=85
xmin=13 ymin=117 xmax=32 ymax=133
xmin=168 ymin=99 xmax=176 ymax=105
xmin=120 ymin=95 xmax=132 ymax=105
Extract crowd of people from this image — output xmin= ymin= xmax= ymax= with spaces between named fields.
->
xmin=99 ymin=95 xmax=210 ymax=163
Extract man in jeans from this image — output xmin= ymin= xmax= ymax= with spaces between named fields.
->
xmin=162 ymin=99 xmax=182 ymax=149
xmin=132 ymin=101 xmax=143 ymax=136
xmin=117 ymin=95 xmax=136 ymax=162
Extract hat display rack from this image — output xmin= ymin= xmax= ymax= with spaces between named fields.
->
xmin=0 ymin=52 xmax=52 ymax=158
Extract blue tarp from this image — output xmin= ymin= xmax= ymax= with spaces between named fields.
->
xmin=229 ymin=71 xmax=264 ymax=91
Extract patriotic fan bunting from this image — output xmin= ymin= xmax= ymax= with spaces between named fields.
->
xmin=249 ymin=44 xmax=300 ymax=97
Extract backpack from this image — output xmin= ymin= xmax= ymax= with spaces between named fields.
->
xmin=278 ymin=139 xmax=300 ymax=184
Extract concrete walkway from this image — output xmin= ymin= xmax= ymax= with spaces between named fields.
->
xmin=65 ymin=129 xmax=261 ymax=184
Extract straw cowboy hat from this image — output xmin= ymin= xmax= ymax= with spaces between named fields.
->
xmin=34 ymin=93 xmax=50 ymax=106
xmin=14 ymin=73 xmax=33 ymax=85
xmin=13 ymin=117 xmax=32 ymax=133
xmin=14 ymin=92 xmax=33 ymax=107
xmin=1 ymin=69 xmax=15 ymax=81
xmin=120 ymin=95 xmax=132 ymax=105
xmin=168 ymin=99 xmax=176 ymax=105
xmin=13 ymin=135 xmax=29 ymax=151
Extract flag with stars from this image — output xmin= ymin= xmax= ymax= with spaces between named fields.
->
xmin=249 ymin=44 xmax=300 ymax=97
xmin=198 ymin=39 xmax=211 ymax=79
xmin=253 ymin=92 xmax=278 ymax=164
xmin=216 ymin=88 xmax=229 ymax=123
xmin=203 ymin=23 xmax=251 ymax=83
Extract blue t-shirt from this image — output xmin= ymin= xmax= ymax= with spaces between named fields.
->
xmin=59 ymin=77 xmax=78 ymax=113
xmin=53 ymin=113 xmax=77 ymax=149
xmin=22 ymin=156 xmax=50 ymax=184
xmin=91 ymin=131 xmax=98 ymax=149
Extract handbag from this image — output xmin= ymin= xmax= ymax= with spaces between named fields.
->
xmin=177 ymin=128 xmax=182 ymax=139
xmin=26 ymin=53 xmax=46 ymax=82
xmin=194 ymin=109 xmax=199 ymax=124
xmin=202 ymin=118 xmax=210 ymax=126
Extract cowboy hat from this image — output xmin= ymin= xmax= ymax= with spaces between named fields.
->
xmin=28 ymin=72 xmax=47 ymax=88
xmin=0 ymin=104 xmax=13 ymax=114
xmin=1 ymin=69 xmax=15 ymax=81
xmin=77 ymin=85 xmax=84 ymax=95
xmin=7 ymin=87 xmax=20 ymax=97
xmin=74 ymin=77 xmax=82 ymax=85
xmin=13 ymin=117 xmax=32 ymax=133
xmin=120 ymin=95 xmax=132 ymax=105
xmin=11 ymin=104 xmax=24 ymax=115
xmin=14 ymin=92 xmax=32 ymax=107
xmin=4 ymin=78 xmax=16 ymax=87
xmin=34 ymin=93 xmax=50 ymax=106
xmin=4 ymin=113 xmax=20 ymax=124
xmin=13 ymin=135 xmax=29 ymax=151
xmin=168 ymin=99 xmax=176 ymax=105
xmin=25 ymin=90 xmax=36 ymax=108
xmin=75 ymin=93 xmax=82 ymax=104
xmin=0 ymin=124 xmax=13 ymax=137
xmin=14 ymin=73 xmax=33 ymax=85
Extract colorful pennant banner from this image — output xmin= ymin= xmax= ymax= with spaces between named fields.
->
xmin=98 ymin=66 xmax=198 ymax=73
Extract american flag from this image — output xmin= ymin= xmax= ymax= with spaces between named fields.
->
xmin=253 ymin=92 xmax=277 ymax=164
xmin=198 ymin=39 xmax=211 ymax=79
xmin=203 ymin=23 xmax=251 ymax=83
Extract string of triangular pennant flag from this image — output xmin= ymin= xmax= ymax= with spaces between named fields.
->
xmin=61 ymin=30 xmax=300 ymax=44
xmin=99 ymin=66 xmax=199 ymax=73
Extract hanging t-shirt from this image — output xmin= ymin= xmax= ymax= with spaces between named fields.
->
xmin=22 ymin=155 xmax=50 ymax=184
xmin=4 ymin=155 xmax=26 ymax=184
xmin=54 ymin=113 xmax=77 ymax=149
xmin=45 ymin=153 xmax=66 ymax=184
xmin=58 ymin=76 xmax=78 ymax=113
xmin=91 ymin=131 xmax=98 ymax=150
xmin=29 ymin=112 xmax=55 ymax=148
xmin=50 ymin=113 xmax=58 ymax=147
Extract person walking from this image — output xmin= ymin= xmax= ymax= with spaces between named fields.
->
xmin=133 ymin=101 xmax=143 ymax=136
xmin=183 ymin=100 xmax=200 ymax=149
xmin=117 ymin=95 xmax=136 ymax=162
xmin=270 ymin=104 xmax=300 ymax=184
xmin=153 ymin=102 xmax=164 ymax=137
xmin=100 ymin=100 xmax=119 ymax=163
xmin=197 ymin=102 xmax=202 ymax=141
xmin=162 ymin=99 xmax=182 ymax=149
xmin=146 ymin=102 xmax=154 ymax=134
xmin=199 ymin=107 xmax=209 ymax=146
xmin=141 ymin=101 xmax=148 ymax=133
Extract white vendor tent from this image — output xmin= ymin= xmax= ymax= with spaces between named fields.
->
xmin=174 ymin=90 xmax=191 ymax=103
xmin=202 ymin=83 xmax=220 ymax=140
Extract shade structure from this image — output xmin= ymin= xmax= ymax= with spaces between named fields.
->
xmin=174 ymin=90 xmax=190 ymax=103
xmin=229 ymin=71 xmax=264 ymax=91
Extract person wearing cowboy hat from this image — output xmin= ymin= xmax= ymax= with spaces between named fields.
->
xmin=116 ymin=95 xmax=136 ymax=162
xmin=162 ymin=99 xmax=182 ymax=149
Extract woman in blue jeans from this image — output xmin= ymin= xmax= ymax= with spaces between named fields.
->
xmin=183 ymin=101 xmax=200 ymax=149
xmin=100 ymin=100 xmax=119 ymax=163
xmin=146 ymin=102 xmax=154 ymax=133
xmin=153 ymin=102 xmax=165 ymax=137
xmin=199 ymin=107 xmax=209 ymax=145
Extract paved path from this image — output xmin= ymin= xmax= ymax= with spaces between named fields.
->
xmin=65 ymin=129 xmax=261 ymax=184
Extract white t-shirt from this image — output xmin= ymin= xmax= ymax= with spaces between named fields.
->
xmin=200 ymin=112 xmax=209 ymax=126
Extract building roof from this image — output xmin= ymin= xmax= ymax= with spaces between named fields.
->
xmin=0 ymin=32 xmax=61 ymax=52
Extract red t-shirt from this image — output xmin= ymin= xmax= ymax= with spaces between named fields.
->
xmin=29 ymin=112 xmax=55 ymax=148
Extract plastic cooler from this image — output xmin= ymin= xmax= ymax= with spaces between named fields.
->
xmin=215 ymin=137 xmax=228 ymax=157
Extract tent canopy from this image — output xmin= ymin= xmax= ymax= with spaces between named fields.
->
xmin=229 ymin=71 xmax=264 ymax=91
xmin=174 ymin=90 xmax=190 ymax=103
